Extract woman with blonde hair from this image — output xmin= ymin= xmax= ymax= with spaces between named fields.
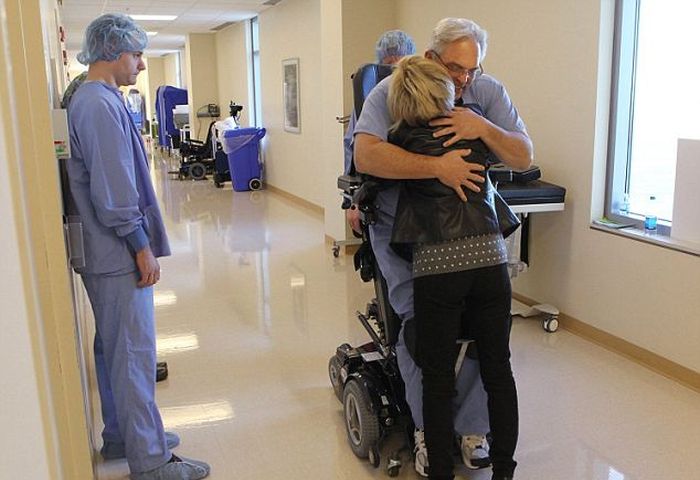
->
xmin=387 ymin=54 xmax=520 ymax=480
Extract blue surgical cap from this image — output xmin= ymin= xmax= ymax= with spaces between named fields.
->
xmin=375 ymin=30 xmax=416 ymax=63
xmin=77 ymin=13 xmax=148 ymax=65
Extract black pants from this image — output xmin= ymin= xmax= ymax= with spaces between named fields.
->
xmin=414 ymin=264 xmax=518 ymax=479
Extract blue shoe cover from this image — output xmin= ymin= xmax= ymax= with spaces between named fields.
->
xmin=130 ymin=455 xmax=210 ymax=480
xmin=101 ymin=432 xmax=181 ymax=460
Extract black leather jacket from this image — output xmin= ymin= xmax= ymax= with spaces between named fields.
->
xmin=389 ymin=122 xmax=520 ymax=246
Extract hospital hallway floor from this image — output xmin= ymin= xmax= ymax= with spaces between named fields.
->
xmin=93 ymin=152 xmax=700 ymax=480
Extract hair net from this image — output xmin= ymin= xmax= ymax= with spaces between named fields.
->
xmin=375 ymin=30 xmax=416 ymax=63
xmin=77 ymin=13 xmax=148 ymax=65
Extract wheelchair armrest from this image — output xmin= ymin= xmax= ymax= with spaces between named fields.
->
xmin=488 ymin=164 xmax=513 ymax=184
xmin=337 ymin=174 xmax=362 ymax=193
xmin=338 ymin=174 xmax=362 ymax=210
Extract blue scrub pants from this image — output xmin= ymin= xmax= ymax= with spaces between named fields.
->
xmin=396 ymin=321 xmax=490 ymax=435
xmin=82 ymin=271 xmax=171 ymax=473
xmin=369 ymin=195 xmax=489 ymax=436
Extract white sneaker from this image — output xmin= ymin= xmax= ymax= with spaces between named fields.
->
xmin=413 ymin=429 xmax=429 ymax=477
xmin=460 ymin=434 xmax=491 ymax=470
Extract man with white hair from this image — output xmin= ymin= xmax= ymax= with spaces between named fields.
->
xmin=66 ymin=13 xmax=210 ymax=480
xmin=344 ymin=29 xmax=493 ymax=478
xmin=354 ymin=17 xmax=532 ymax=480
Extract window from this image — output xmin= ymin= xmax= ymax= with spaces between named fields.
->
xmin=249 ymin=16 xmax=262 ymax=127
xmin=175 ymin=50 xmax=182 ymax=88
xmin=606 ymin=0 xmax=700 ymax=234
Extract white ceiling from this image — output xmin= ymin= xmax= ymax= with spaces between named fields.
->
xmin=61 ymin=0 xmax=274 ymax=57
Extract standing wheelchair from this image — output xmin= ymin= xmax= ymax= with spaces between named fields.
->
xmin=329 ymin=174 xmax=414 ymax=477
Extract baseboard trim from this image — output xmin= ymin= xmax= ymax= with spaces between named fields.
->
xmin=266 ymin=184 xmax=324 ymax=215
xmin=324 ymin=235 xmax=361 ymax=256
xmin=512 ymin=292 xmax=700 ymax=393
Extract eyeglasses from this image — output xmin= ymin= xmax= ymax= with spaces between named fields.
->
xmin=430 ymin=51 xmax=482 ymax=80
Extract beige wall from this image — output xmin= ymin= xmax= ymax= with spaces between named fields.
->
xmin=396 ymin=0 xmax=700 ymax=373
xmin=145 ymin=56 xmax=166 ymax=124
xmin=163 ymin=51 xmax=180 ymax=87
xmin=337 ymin=0 xmax=397 ymax=241
xmin=0 ymin=3 xmax=53 ymax=475
xmin=320 ymin=0 xmax=346 ymax=240
xmin=259 ymin=0 xmax=325 ymax=206
xmin=1 ymin=0 xmax=93 ymax=478
xmin=185 ymin=33 xmax=219 ymax=140
xmin=215 ymin=21 xmax=251 ymax=127
xmin=341 ymin=0 xmax=397 ymax=118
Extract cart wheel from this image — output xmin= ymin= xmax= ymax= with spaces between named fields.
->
xmin=189 ymin=162 xmax=206 ymax=180
xmin=543 ymin=316 xmax=559 ymax=333
xmin=249 ymin=178 xmax=262 ymax=190
xmin=328 ymin=356 xmax=344 ymax=402
xmin=343 ymin=379 xmax=380 ymax=459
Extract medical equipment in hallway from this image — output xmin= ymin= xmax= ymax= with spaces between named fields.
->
xmin=497 ymin=179 xmax=566 ymax=332
xmin=173 ymin=121 xmax=218 ymax=181
xmin=155 ymin=85 xmax=188 ymax=150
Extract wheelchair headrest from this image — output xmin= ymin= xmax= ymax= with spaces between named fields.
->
xmin=352 ymin=63 xmax=395 ymax=116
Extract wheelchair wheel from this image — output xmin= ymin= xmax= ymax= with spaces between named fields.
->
xmin=188 ymin=162 xmax=207 ymax=180
xmin=328 ymin=356 xmax=344 ymax=402
xmin=343 ymin=379 xmax=379 ymax=459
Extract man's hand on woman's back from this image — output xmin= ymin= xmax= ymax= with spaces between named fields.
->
xmin=433 ymin=149 xmax=485 ymax=202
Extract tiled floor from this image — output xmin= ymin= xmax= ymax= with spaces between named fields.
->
xmin=96 ymin=155 xmax=700 ymax=479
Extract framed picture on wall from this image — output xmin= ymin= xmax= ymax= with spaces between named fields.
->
xmin=282 ymin=58 xmax=300 ymax=133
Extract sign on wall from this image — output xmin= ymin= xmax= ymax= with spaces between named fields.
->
xmin=282 ymin=58 xmax=300 ymax=133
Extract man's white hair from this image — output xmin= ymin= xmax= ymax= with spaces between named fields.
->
xmin=428 ymin=18 xmax=488 ymax=61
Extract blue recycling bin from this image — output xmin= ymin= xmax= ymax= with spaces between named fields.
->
xmin=222 ymin=127 xmax=266 ymax=191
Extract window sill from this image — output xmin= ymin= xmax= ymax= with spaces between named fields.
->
xmin=590 ymin=222 xmax=700 ymax=257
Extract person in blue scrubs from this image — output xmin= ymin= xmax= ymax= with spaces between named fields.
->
xmin=354 ymin=18 xmax=533 ymax=480
xmin=343 ymin=30 xmax=416 ymax=232
xmin=66 ymin=13 xmax=210 ymax=480
xmin=345 ymin=29 xmax=493 ymax=478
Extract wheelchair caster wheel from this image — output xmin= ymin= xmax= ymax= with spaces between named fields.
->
xmin=387 ymin=457 xmax=401 ymax=477
xmin=332 ymin=245 xmax=340 ymax=258
xmin=543 ymin=315 xmax=559 ymax=333
xmin=368 ymin=446 xmax=380 ymax=468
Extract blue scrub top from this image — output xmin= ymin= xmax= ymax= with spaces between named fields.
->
xmin=67 ymin=81 xmax=171 ymax=276
xmin=353 ymin=74 xmax=528 ymax=319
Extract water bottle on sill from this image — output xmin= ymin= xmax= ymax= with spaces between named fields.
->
xmin=644 ymin=195 xmax=657 ymax=231
xmin=620 ymin=193 xmax=630 ymax=215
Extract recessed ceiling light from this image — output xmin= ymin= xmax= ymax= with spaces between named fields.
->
xmin=146 ymin=31 xmax=158 ymax=36
xmin=130 ymin=14 xmax=177 ymax=21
